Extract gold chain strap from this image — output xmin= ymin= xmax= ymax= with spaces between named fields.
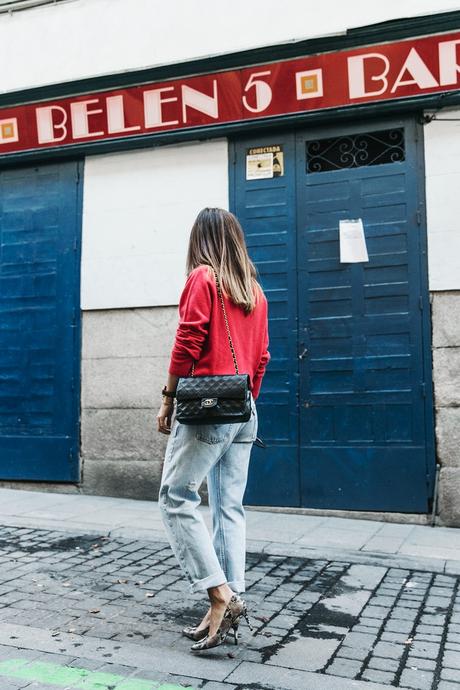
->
xmin=190 ymin=268 xmax=239 ymax=377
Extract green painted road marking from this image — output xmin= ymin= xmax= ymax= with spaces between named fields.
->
xmin=0 ymin=659 xmax=196 ymax=690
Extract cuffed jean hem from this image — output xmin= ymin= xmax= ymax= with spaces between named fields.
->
xmin=189 ymin=570 xmax=227 ymax=594
xmin=227 ymin=580 xmax=246 ymax=593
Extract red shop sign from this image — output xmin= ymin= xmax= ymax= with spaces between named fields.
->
xmin=1 ymin=30 xmax=460 ymax=155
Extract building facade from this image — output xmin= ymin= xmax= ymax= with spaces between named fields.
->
xmin=1 ymin=0 xmax=460 ymax=525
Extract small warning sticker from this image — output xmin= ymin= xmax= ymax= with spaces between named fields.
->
xmin=246 ymin=145 xmax=284 ymax=179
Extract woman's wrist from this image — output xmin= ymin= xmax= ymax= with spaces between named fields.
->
xmin=162 ymin=384 xmax=176 ymax=406
xmin=162 ymin=374 xmax=179 ymax=405
xmin=162 ymin=385 xmax=176 ymax=397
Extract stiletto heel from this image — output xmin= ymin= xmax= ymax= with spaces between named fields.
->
xmin=190 ymin=594 xmax=244 ymax=652
xmin=232 ymin=622 xmax=239 ymax=645
xmin=242 ymin=608 xmax=254 ymax=632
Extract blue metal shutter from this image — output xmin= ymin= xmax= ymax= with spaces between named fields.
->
xmin=0 ymin=161 xmax=82 ymax=480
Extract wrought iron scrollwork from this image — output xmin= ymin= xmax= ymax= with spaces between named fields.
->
xmin=306 ymin=128 xmax=405 ymax=173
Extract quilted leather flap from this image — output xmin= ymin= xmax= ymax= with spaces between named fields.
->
xmin=176 ymin=373 xmax=250 ymax=401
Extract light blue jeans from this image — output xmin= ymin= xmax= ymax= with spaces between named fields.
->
xmin=158 ymin=394 xmax=258 ymax=594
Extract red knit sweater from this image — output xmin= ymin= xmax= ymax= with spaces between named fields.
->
xmin=168 ymin=265 xmax=270 ymax=400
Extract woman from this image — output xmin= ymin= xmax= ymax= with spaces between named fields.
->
xmin=157 ymin=207 xmax=270 ymax=652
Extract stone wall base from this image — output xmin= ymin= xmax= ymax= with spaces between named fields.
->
xmin=2 ymin=294 xmax=460 ymax=525
xmin=78 ymin=307 xmax=210 ymax=503
xmin=432 ymin=291 xmax=460 ymax=527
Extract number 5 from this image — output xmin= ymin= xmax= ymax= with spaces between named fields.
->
xmin=242 ymin=71 xmax=272 ymax=113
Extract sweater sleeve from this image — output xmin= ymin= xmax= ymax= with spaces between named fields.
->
xmin=168 ymin=267 xmax=212 ymax=376
xmin=251 ymin=301 xmax=271 ymax=400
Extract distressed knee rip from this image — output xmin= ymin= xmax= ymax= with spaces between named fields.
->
xmin=159 ymin=481 xmax=200 ymax=512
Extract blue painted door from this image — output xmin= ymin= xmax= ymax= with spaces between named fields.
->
xmin=296 ymin=120 xmax=434 ymax=511
xmin=230 ymin=117 xmax=435 ymax=512
xmin=0 ymin=161 xmax=82 ymax=481
xmin=230 ymin=133 xmax=300 ymax=506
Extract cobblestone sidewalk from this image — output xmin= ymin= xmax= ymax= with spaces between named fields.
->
xmin=0 ymin=525 xmax=459 ymax=690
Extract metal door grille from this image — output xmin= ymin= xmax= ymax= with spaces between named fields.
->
xmin=306 ymin=128 xmax=405 ymax=173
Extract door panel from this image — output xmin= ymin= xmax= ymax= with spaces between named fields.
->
xmin=0 ymin=161 xmax=82 ymax=481
xmin=230 ymin=133 xmax=300 ymax=507
xmin=230 ymin=117 xmax=435 ymax=512
xmin=296 ymin=120 xmax=434 ymax=511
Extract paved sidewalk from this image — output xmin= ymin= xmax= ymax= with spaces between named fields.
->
xmin=0 ymin=488 xmax=459 ymax=574
xmin=0 ymin=488 xmax=459 ymax=690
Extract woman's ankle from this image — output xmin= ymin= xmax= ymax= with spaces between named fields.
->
xmin=208 ymin=583 xmax=233 ymax=605
xmin=195 ymin=607 xmax=211 ymax=631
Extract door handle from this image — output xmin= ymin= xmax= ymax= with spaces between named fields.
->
xmin=298 ymin=347 xmax=308 ymax=360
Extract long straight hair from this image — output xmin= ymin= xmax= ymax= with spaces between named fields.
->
xmin=185 ymin=207 xmax=263 ymax=314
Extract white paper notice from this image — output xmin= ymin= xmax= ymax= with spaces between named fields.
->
xmin=246 ymin=152 xmax=273 ymax=180
xmin=339 ymin=219 xmax=369 ymax=263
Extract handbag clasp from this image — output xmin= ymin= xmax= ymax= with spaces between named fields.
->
xmin=201 ymin=397 xmax=218 ymax=408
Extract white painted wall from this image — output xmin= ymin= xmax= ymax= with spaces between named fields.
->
xmin=81 ymin=138 xmax=228 ymax=309
xmin=2 ymin=0 xmax=460 ymax=93
xmin=424 ymin=109 xmax=460 ymax=291
xmin=81 ymin=116 xmax=460 ymax=311
xmin=4 ymin=1 xmax=459 ymax=298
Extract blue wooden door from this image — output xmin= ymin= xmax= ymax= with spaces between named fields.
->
xmin=230 ymin=117 xmax=435 ymax=512
xmin=0 ymin=161 xmax=82 ymax=481
xmin=296 ymin=119 xmax=434 ymax=511
xmin=230 ymin=133 xmax=300 ymax=506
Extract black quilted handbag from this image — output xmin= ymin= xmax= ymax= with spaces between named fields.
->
xmin=175 ymin=269 xmax=252 ymax=425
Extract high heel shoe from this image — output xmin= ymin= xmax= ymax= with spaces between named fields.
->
xmin=190 ymin=594 xmax=253 ymax=652
xmin=182 ymin=624 xmax=209 ymax=641
xmin=232 ymin=597 xmax=254 ymax=634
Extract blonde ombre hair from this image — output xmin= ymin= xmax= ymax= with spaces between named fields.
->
xmin=185 ymin=207 xmax=263 ymax=314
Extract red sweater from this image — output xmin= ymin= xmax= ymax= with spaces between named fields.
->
xmin=168 ymin=265 xmax=270 ymax=400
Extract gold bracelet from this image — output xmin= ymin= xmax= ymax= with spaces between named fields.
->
xmin=162 ymin=396 xmax=175 ymax=406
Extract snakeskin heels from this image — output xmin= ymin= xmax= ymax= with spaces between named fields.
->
xmin=182 ymin=624 xmax=209 ymax=641
xmin=190 ymin=594 xmax=253 ymax=652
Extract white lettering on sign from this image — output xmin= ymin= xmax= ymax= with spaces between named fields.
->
xmin=182 ymin=80 xmax=218 ymax=122
xmin=348 ymin=53 xmax=390 ymax=99
xmin=143 ymin=87 xmax=179 ymax=128
xmin=144 ymin=86 xmax=179 ymax=127
xmin=390 ymin=48 xmax=438 ymax=92
xmin=106 ymin=95 xmax=141 ymax=134
xmin=347 ymin=41 xmax=460 ymax=99
xmin=70 ymin=99 xmax=104 ymax=139
xmin=439 ymin=39 xmax=460 ymax=85
xmin=36 ymin=105 xmax=68 ymax=143
xmin=15 ymin=32 xmax=460 ymax=155
xmin=242 ymin=71 xmax=273 ymax=113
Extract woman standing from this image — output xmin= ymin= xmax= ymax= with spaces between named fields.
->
xmin=157 ymin=207 xmax=270 ymax=652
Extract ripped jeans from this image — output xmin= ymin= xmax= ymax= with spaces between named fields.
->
xmin=158 ymin=394 xmax=258 ymax=594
